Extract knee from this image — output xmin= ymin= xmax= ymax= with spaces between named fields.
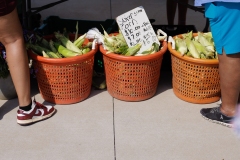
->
xmin=0 ymin=34 xmax=24 ymax=47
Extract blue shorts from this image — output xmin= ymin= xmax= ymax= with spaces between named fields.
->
xmin=204 ymin=2 xmax=240 ymax=54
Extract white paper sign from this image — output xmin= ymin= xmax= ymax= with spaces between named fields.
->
xmin=116 ymin=6 xmax=160 ymax=54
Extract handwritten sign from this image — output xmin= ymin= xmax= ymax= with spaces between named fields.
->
xmin=116 ymin=6 xmax=160 ymax=54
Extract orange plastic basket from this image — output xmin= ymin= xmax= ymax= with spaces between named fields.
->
xmin=168 ymin=33 xmax=220 ymax=104
xmin=100 ymin=40 xmax=168 ymax=101
xmin=28 ymin=35 xmax=98 ymax=104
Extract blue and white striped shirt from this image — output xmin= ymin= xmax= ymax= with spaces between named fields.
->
xmin=195 ymin=0 xmax=240 ymax=6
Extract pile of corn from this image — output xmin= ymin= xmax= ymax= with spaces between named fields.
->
xmin=26 ymin=32 xmax=92 ymax=58
xmin=101 ymin=29 xmax=160 ymax=56
xmin=175 ymin=31 xmax=217 ymax=59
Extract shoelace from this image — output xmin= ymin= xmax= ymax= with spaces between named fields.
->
xmin=34 ymin=100 xmax=46 ymax=109
xmin=210 ymin=107 xmax=220 ymax=114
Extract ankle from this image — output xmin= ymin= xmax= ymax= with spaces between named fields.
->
xmin=19 ymin=100 xmax=32 ymax=111
xmin=220 ymin=106 xmax=235 ymax=117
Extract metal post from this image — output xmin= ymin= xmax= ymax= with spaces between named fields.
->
xmin=27 ymin=0 xmax=32 ymax=29
xmin=21 ymin=0 xmax=27 ymax=29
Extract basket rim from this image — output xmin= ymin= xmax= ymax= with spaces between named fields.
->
xmin=168 ymin=33 xmax=219 ymax=65
xmin=28 ymin=35 xmax=98 ymax=65
xmin=100 ymin=41 xmax=167 ymax=62
xmin=28 ymin=46 xmax=98 ymax=64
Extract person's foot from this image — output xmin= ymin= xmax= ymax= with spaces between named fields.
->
xmin=200 ymin=106 xmax=233 ymax=128
xmin=17 ymin=100 xmax=56 ymax=125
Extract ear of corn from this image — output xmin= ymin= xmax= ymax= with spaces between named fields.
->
xmin=200 ymin=53 xmax=207 ymax=59
xmin=54 ymin=32 xmax=82 ymax=54
xmin=113 ymin=45 xmax=128 ymax=54
xmin=42 ymin=49 xmax=61 ymax=58
xmin=83 ymin=42 xmax=93 ymax=48
xmin=42 ymin=51 xmax=50 ymax=58
xmin=55 ymin=52 xmax=63 ymax=58
xmin=185 ymin=37 xmax=200 ymax=59
xmin=54 ymin=42 xmax=79 ymax=58
xmin=192 ymin=39 xmax=214 ymax=58
xmin=73 ymin=33 xmax=86 ymax=48
xmin=182 ymin=31 xmax=193 ymax=40
xmin=49 ymin=40 xmax=58 ymax=53
xmin=152 ymin=42 xmax=160 ymax=53
xmin=28 ymin=43 xmax=51 ymax=56
xmin=139 ymin=42 xmax=160 ymax=55
xmin=203 ymin=32 xmax=214 ymax=43
xmin=82 ymin=48 xmax=90 ymax=54
xmin=197 ymin=32 xmax=215 ymax=52
xmin=114 ymin=30 xmax=127 ymax=47
xmin=48 ymin=51 xmax=61 ymax=58
xmin=186 ymin=51 xmax=192 ymax=57
xmin=141 ymin=46 xmax=154 ymax=55
xmin=104 ymin=45 xmax=115 ymax=54
xmin=175 ymin=37 xmax=187 ymax=56
xmin=36 ymin=35 xmax=50 ymax=50
xmin=123 ymin=43 xmax=142 ymax=56
xmin=174 ymin=31 xmax=217 ymax=59
xmin=104 ymin=36 xmax=118 ymax=47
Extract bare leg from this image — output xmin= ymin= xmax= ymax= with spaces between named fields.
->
xmin=218 ymin=50 xmax=240 ymax=117
xmin=0 ymin=8 xmax=31 ymax=106
xmin=177 ymin=0 xmax=188 ymax=25
xmin=167 ymin=0 xmax=177 ymax=25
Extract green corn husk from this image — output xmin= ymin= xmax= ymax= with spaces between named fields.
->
xmin=200 ymin=53 xmax=207 ymax=59
xmin=73 ymin=33 xmax=86 ymax=48
xmin=36 ymin=35 xmax=50 ymax=50
xmin=203 ymin=32 xmax=214 ymax=43
xmin=186 ymin=51 xmax=193 ymax=57
xmin=192 ymin=39 xmax=214 ymax=59
xmin=54 ymin=42 xmax=79 ymax=58
xmin=140 ymin=42 xmax=160 ymax=55
xmin=152 ymin=42 xmax=160 ymax=53
xmin=54 ymin=32 xmax=82 ymax=54
xmin=74 ymin=21 xmax=79 ymax=41
xmin=28 ymin=43 xmax=51 ymax=56
xmin=55 ymin=52 xmax=63 ymax=58
xmin=175 ymin=36 xmax=187 ymax=56
xmin=113 ymin=45 xmax=129 ymax=54
xmin=82 ymin=48 xmax=90 ymax=54
xmin=101 ymin=26 xmax=129 ymax=55
xmin=104 ymin=45 xmax=115 ymax=54
xmin=198 ymin=32 xmax=215 ymax=52
xmin=185 ymin=37 xmax=200 ymax=59
xmin=101 ymin=24 xmax=110 ymax=38
xmin=123 ymin=43 xmax=142 ymax=56
xmin=49 ymin=40 xmax=58 ymax=53
xmin=182 ymin=31 xmax=193 ymax=40
xmin=140 ymin=46 xmax=154 ymax=55
xmin=48 ymin=51 xmax=61 ymax=58
xmin=42 ymin=51 xmax=50 ymax=58
xmin=42 ymin=50 xmax=61 ymax=58
xmin=104 ymin=36 xmax=118 ymax=47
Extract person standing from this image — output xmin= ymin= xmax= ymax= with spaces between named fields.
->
xmin=195 ymin=0 xmax=240 ymax=127
xmin=167 ymin=0 xmax=189 ymax=25
xmin=0 ymin=0 xmax=56 ymax=125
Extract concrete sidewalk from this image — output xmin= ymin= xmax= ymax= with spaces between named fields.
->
xmin=1 ymin=71 xmax=240 ymax=160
